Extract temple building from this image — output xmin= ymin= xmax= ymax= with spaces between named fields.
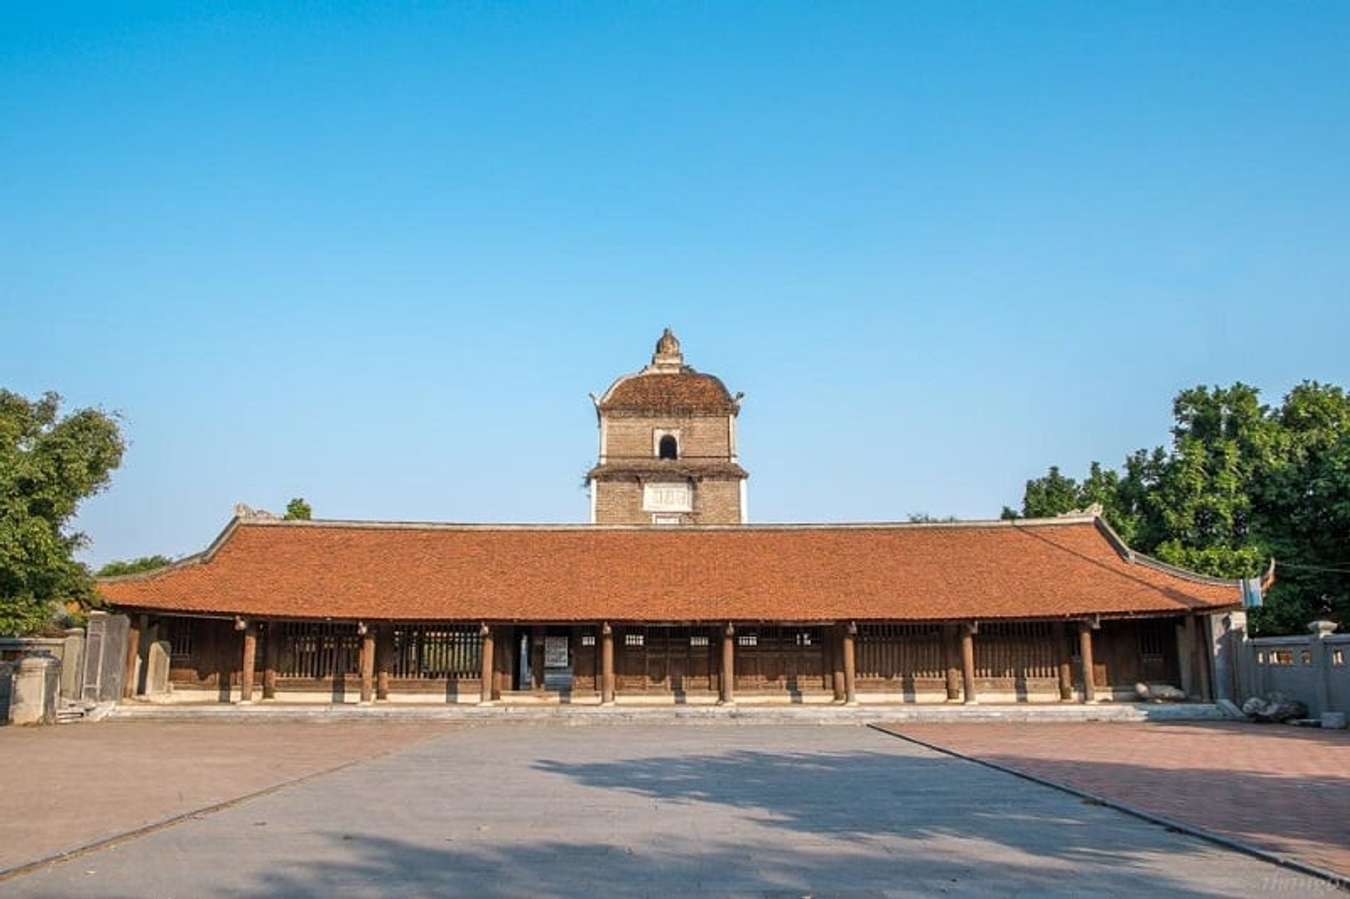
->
xmin=98 ymin=331 xmax=1258 ymax=708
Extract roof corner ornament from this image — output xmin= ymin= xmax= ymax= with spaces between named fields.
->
xmin=1060 ymin=502 xmax=1104 ymax=519
xmin=233 ymin=503 xmax=278 ymax=521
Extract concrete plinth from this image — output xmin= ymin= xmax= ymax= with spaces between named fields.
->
xmin=11 ymin=655 xmax=61 ymax=725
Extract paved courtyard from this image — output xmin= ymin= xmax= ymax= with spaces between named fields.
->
xmin=885 ymin=720 xmax=1350 ymax=880
xmin=1 ymin=722 xmax=1339 ymax=897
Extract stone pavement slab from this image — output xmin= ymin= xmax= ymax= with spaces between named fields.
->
xmin=3 ymin=723 xmax=1334 ymax=897
xmin=0 ymin=720 xmax=447 ymax=874
xmin=882 ymin=721 xmax=1350 ymax=880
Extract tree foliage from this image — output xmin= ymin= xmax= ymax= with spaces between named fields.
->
xmin=1007 ymin=381 xmax=1350 ymax=634
xmin=284 ymin=497 xmax=312 ymax=521
xmin=0 ymin=390 xmax=124 ymax=635
xmin=907 ymin=512 xmax=958 ymax=523
xmin=97 ymin=555 xmax=172 ymax=577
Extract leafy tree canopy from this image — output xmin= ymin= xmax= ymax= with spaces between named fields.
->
xmin=1006 ymin=381 xmax=1350 ymax=635
xmin=0 ymin=390 xmax=124 ymax=635
xmin=284 ymin=497 xmax=312 ymax=521
xmin=97 ymin=555 xmax=172 ymax=577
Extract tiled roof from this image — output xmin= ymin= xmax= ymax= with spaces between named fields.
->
xmin=599 ymin=371 xmax=736 ymax=414
xmin=588 ymin=459 xmax=749 ymax=480
xmin=98 ymin=516 xmax=1241 ymax=623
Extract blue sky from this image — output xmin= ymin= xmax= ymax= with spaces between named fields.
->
xmin=2 ymin=3 xmax=1347 ymax=566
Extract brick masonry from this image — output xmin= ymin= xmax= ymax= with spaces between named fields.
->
xmin=591 ymin=333 xmax=746 ymax=525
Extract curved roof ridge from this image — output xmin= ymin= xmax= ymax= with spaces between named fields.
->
xmin=94 ymin=516 xmax=242 ymax=583
xmin=1127 ymin=549 xmax=1248 ymax=588
xmin=226 ymin=513 xmax=1103 ymax=532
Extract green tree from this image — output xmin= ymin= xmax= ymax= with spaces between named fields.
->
xmin=907 ymin=512 xmax=958 ymax=523
xmin=284 ymin=497 xmax=312 ymax=521
xmin=1018 ymin=465 xmax=1082 ymax=518
xmin=1145 ymin=384 xmax=1271 ymax=579
xmin=1006 ymin=381 xmax=1350 ymax=634
xmin=0 ymin=390 xmax=124 ymax=635
xmin=97 ymin=555 xmax=172 ymax=577
xmin=1249 ymin=382 xmax=1350 ymax=632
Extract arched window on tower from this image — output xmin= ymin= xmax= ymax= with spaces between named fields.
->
xmin=658 ymin=434 xmax=679 ymax=460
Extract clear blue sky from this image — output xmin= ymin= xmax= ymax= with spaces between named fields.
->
xmin=2 ymin=3 xmax=1347 ymax=567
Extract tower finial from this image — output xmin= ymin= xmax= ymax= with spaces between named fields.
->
xmin=650 ymin=327 xmax=684 ymax=371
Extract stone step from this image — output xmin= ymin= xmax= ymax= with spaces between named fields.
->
xmin=106 ymin=701 xmax=1227 ymax=724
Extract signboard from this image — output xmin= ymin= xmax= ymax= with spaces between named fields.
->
xmin=544 ymin=635 xmax=570 ymax=669
xmin=643 ymin=482 xmax=692 ymax=512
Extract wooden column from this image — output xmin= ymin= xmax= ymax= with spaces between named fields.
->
xmin=719 ymin=623 xmax=735 ymax=705
xmin=1194 ymin=614 xmax=1213 ymax=702
xmin=122 ymin=615 xmax=142 ymax=699
xmin=358 ymin=625 xmax=375 ymax=704
xmin=1078 ymin=620 xmax=1097 ymax=702
xmin=943 ymin=624 xmax=961 ymax=702
xmin=530 ymin=625 xmax=545 ymax=691
xmin=496 ymin=626 xmax=514 ymax=696
xmin=831 ymin=625 xmax=846 ymax=702
xmin=376 ymin=625 xmax=393 ymax=701
xmin=600 ymin=622 xmax=615 ymax=705
xmin=1055 ymin=621 xmax=1073 ymax=702
xmin=479 ymin=624 xmax=495 ymax=705
xmin=960 ymin=622 xmax=977 ymax=704
xmin=262 ymin=623 xmax=279 ymax=700
xmin=842 ymin=621 xmax=858 ymax=705
xmin=239 ymin=621 xmax=258 ymax=703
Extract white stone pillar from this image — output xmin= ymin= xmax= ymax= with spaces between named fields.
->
xmin=11 ymin=656 xmax=60 ymax=725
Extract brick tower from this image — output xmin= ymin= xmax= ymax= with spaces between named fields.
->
xmin=588 ymin=329 xmax=746 ymax=525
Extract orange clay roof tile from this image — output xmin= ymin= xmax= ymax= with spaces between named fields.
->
xmin=599 ymin=372 xmax=736 ymax=414
xmin=97 ymin=517 xmax=1240 ymax=622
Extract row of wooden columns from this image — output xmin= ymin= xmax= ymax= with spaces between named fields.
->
xmin=223 ymin=615 xmax=1212 ymax=705
xmin=238 ymin=620 xmax=388 ymax=704
xmin=231 ymin=618 xmax=1103 ymax=706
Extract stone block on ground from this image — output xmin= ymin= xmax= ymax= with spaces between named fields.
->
xmin=1242 ymin=692 xmax=1308 ymax=724
xmin=1135 ymin=682 xmax=1186 ymax=702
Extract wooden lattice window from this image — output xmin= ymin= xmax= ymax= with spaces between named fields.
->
xmin=974 ymin=622 xmax=1057 ymax=679
xmin=278 ymin=622 xmax=361 ymax=679
xmin=857 ymin=623 xmax=946 ymax=680
xmin=1138 ymin=619 xmax=1171 ymax=660
xmin=389 ymin=626 xmax=482 ymax=679
xmin=167 ymin=620 xmax=193 ymax=659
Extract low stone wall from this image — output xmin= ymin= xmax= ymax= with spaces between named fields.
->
xmin=0 ymin=630 xmax=85 ymax=702
xmin=1242 ymin=620 xmax=1347 ymax=719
